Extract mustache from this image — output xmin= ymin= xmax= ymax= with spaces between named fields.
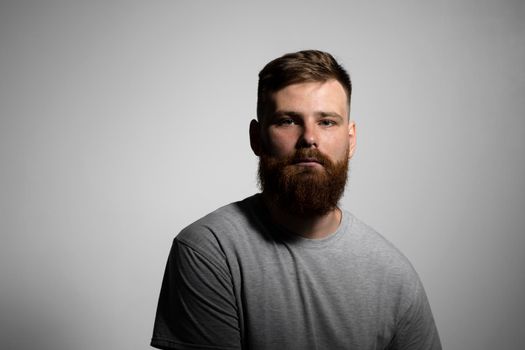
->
xmin=289 ymin=149 xmax=331 ymax=167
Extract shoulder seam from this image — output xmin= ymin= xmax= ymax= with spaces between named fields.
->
xmin=175 ymin=238 xmax=232 ymax=282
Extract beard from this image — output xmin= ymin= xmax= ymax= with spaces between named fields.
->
xmin=258 ymin=147 xmax=349 ymax=217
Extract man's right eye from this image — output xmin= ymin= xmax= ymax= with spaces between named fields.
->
xmin=276 ymin=118 xmax=295 ymax=126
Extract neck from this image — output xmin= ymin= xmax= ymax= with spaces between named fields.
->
xmin=261 ymin=192 xmax=342 ymax=239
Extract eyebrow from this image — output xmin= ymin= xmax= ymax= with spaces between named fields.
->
xmin=318 ymin=111 xmax=344 ymax=121
xmin=273 ymin=110 xmax=345 ymax=121
xmin=273 ymin=110 xmax=301 ymax=118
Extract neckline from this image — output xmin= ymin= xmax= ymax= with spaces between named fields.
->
xmin=248 ymin=193 xmax=351 ymax=249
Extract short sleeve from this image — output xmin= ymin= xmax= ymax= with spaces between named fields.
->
xmin=387 ymin=280 xmax=442 ymax=350
xmin=151 ymin=238 xmax=242 ymax=350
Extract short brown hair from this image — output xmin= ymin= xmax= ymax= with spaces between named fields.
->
xmin=256 ymin=50 xmax=352 ymax=121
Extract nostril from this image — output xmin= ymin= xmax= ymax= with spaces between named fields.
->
xmin=297 ymin=135 xmax=317 ymax=148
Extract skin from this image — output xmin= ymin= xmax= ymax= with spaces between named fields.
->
xmin=250 ymin=79 xmax=357 ymax=239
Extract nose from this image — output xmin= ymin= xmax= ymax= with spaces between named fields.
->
xmin=297 ymin=121 xmax=318 ymax=148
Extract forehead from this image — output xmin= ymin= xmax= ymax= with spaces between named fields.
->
xmin=271 ymin=80 xmax=349 ymax=116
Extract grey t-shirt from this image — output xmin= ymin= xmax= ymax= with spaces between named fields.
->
xmin=151 ymin=194 xmax=441 ymax=350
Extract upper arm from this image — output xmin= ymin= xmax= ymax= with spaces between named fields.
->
xmin=387 ymin=281 xmax=442 ymax=350
xmin=151 ymin=239 xmax=241 ymax=350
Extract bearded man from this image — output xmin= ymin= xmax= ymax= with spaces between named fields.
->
xmin=151 ymin=50 xmax=442 ymax=350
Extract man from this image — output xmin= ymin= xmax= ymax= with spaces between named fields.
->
xmin=151 ymin=50 xmax=441 ymax=349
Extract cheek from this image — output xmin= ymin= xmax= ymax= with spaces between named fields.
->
xmin=325 ymin=135 xmax=350 ymax=161
xmin=339 ymin=138 xmax=351 ymax=160
xmin=265 ymin=130 xmax=296 ymax=156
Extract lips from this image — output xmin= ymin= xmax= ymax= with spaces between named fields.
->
xmin=295 ymin=157 xmax=321 ymax=164
xmin=292 ymin=157 xmax=325 ymax=168
xmin=290 ymin=149 xmax=328 ymax=167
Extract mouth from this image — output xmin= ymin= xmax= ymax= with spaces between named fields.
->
xmin=294 ymin=158 xmax=322 ymax=167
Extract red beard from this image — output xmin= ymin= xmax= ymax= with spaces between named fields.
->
xmin=258 ymin=148 xmax=349 ymax=217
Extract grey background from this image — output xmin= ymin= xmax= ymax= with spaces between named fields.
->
xmin=1 ymin=1 xmax=524 ymax=349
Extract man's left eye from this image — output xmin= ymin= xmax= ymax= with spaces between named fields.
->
xmin=319 ymin=119 xmax=336 ymax=126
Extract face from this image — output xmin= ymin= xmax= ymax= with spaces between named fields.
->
xmin=250 ymin=79 xmax=357 ymax=216
xmin=252 ymin=79 xmax=356 ymax=168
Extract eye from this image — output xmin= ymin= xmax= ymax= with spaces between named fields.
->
xmin=275 ymin=118 xmax=296 ymax=126
xmin=319 ymin=119 xmax=337 ymax=127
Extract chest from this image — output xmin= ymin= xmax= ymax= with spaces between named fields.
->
xmin=231 ymin=243 xmax=397 ymax=349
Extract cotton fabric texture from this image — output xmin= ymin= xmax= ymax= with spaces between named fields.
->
xmin=151 ymin=194 xmax=441 ymax=350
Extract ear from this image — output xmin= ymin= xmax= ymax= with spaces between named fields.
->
xmin=249 ymin=119 xmax=261 ymax=156
xmin=348 ymin=120 xmax=357 ymax=159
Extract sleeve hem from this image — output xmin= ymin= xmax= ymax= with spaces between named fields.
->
xmin=151 ymin=337 xmax=240 ymax=350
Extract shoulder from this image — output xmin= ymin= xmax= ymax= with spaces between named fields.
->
xmin=342 ymin=213 xmax=436 ymax=331
xmin=344 ymin=212 xmax=423 ymax=300
xmin=174 ymin=194 xmax=260 ymax=257
xmin=346 ymin=212 xmax=416 ymax=273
